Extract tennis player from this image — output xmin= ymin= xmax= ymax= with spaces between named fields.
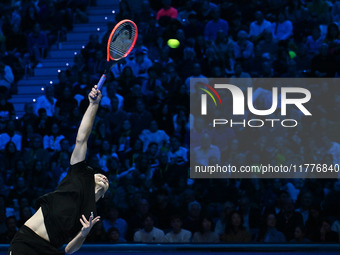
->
xmin=8 ymin=85 xmax=109 ymax=254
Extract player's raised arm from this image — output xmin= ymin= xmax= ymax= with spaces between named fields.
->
xmin=70 ymin=85 xmax=102 ymax=165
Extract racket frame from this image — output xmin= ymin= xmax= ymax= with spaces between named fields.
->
xmin=106 ymin=19 xmax=138 ymax=61
xmin=95 ymin=19 xmax=138 ymax=93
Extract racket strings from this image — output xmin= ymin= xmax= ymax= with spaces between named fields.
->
xmin=109 ymin=22 xmax=136 ymax=59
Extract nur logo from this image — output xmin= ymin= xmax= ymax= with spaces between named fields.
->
xmin=200 ymin=84 xmax=312 ymax=116
xmin=199 ymin=83 xmax=222 ymax=115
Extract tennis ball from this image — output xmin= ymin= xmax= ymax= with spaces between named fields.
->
xmin=288 ymin=50 xmax=296 ymax=59
xmin=167 ymin=39 xmax=180 ymax=49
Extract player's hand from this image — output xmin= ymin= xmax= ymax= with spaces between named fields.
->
xmin=79 ymin=213 xmax=100 ymax=237
xmin=88 ymin=85 xmax=102 ymax=104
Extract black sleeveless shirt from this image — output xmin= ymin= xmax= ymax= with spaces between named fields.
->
xmin=36 ymin=161 xmax=97 ymax=248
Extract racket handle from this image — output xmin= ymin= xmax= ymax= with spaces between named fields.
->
xmin=92 ymin=74 xmax=106 ymax=100
xmin=97 ymin=74 xmax=106 ymax=91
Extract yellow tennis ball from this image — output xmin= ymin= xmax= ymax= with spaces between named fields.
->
xmin=167 ymin=39 xmax=180 ymax=49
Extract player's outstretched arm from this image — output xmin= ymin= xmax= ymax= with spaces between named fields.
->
xmin=70 ymin=85 xmax=102 ymax=165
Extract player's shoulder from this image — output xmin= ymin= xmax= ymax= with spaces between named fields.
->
xmin=69 ymin=160 xmax=94 ymax=175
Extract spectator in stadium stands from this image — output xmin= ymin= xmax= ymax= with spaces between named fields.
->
xmin=229 ymin=62 xmax=252 ymax=91
xmin=117 ymin=66 xmax=138 ymax=96
xmin=195 ymin=0 xmax=217 ymax=24
xmin=107 ymin=227 xmax=126 ymax=243
xmin=22 ymin=133 xmax=50 ymax=170
xmin=305 ymin=203 xmax=323 ymax=240
xmin=0 ymin=90 xmax=14 ymax=122
xmin=0 ymin=62 xmax=14 ymax=91
xmin=290 ymin=225 xmax=311 ymax=243
xmin=5 ymin=23 xmax=28 ymax=56
xmin=184 ymin=62 xmax=208 ymax=93
xmin=102 ymin=206 xmax=128 ymax=239
xmin=87 ymin=49 xmax=106 ymax=80
xmin=129 ymin=98 xmax=152 ymax=137
xmin=276 ymin=198 xmax=304 ymax=241
xmin=296 ymin=191 xmax=314 ymax=225
xmin=324 ymin=23 xmax=340 ymax=55
xmin=333 ymin=1 xmax=340 ymax=23
xmin=257 ymin=213 xmax=286 ymax=243
xmin=141 ymin=67 xmax=162 ymax=99
xmin=30 ymin=159 xmax=54 ymax=197
xmin=238 ymin=196 xmax=261 ymax=234
xmin=100 ymin=81 xmax=124 ymax=110
xmin=249 ymin=11 xmax=272 ymax=43
xmin=331 ymin=208 xmax=340 ymax=242
xmin=168 ymin=135 xmax=188 ymax=165
xmin=311 ymin=43 xmax=337 ymax=77
xmin=257 ymin=29 xmax=278 ymax=57
xmin=43 ymin=122 xmax=65 ymax=153
xmin=156 ymin=0 xmax=178 ymax=20
xmin=18 ymin=205 xmax=33 ymax=227
xmin=192 ymin=132 xmax=221 ymax=166
xmin=2 ymin=141 xmax=20 ymax=171
xmin=272 ymin=12 xmax=293 ymax=42
xmin=234 ymin=31 xmax=254 ymax=60
xmin=306 ymin=26 xmax=325 ymax=55
xmin=0 ymin=120 xmax=21 ymax=151
xmin=215 ymin=201 xmax=235 ymax=238
xmin=151 ymin=189 xmax=175 ymax=230
xmin=125 ymin=49 xmax=153 ymax=80
xmin=177 ymin=0 xmax=194 ymax=25
xmin=165 ymin=215 xmax=192 ymax=242
xmin=27 ymin=23 xmax=48 ymax=67
xmin=221 ymin=211 xmax=251 ymax=243
xmin=35 ymin=108 xmax=54 ymax=136
xmin=7 ymin=177 xmax=32 ymax=205
xmin=81 ymin=34 xmax=101 ymax=62
xmin=133 ymin=214 xmax=165 ymax=242
xmin=127 ymin=198 xmax=150 ymax=239
xmin=310 ymin=218 xmax=338 ymax=243
xmin=19 ymin=102 xmax=38 ymax=131
xmin=307 ymin=0 xmax=331 ymax=24
xmin=192 ymin=216 xmax=219 ymax=243
xmin=0 ymin=176 xmax=11 ymax=198
xmin=0 ymin=196 xmax=7 ymax=235
xmin=204 ymin=7 xmax=228 ymax=41
xmin=34 ymin=85 xmax=57 ymax=117
xmin=183 ymin=201 xmax=202 ymax=234
xmin=55 ymin=86 xmax=78 ymax=121
xmin=139 ymin=120 xmax=169 ymax=153
xmin=321 ymin=134 xmax=340 ymax=165
xmin=0 ymin=216 xmax=17 ymax=243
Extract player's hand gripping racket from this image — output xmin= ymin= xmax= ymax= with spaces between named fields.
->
xmin=95 ymin=19 xmax=138 ymax=96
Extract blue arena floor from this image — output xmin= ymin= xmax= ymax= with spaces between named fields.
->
xmin=2 ymin=244 xmax=340 ymax=255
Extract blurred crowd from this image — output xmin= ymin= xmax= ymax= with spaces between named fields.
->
xmin=0 ymin=0 xmax=340 ymax=245
xmin=0 ymin=0 xmax=91 ymax=96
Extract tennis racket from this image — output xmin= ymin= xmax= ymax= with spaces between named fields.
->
xmin=96 ymin=19 xmax=138 ymax=92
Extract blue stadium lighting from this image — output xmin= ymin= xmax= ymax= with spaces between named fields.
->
xmin=97 ymin=28 xmax=100 ymax=31
xmin=33 ymin=98 xmax=36 ymax=102
xmin=58 ymin=69 xmax=61 ymax=73
xmin=16 ymin=116 xmax=18 ymax=120
xmin=112 ymin=10 xmax=115 ymax=14
xmin=74 ymin=52 xmax=77 ymax=55
xmin=105 ymin=17 xmax=107 ymax=20
xmin=50 ymin=81 xmax=53 ymax=84
xmin=66 ymin=63 xmax=69 ymax=66
xmin=82 ymin=45 xmax=85 ymax=49
xmin=41 ymin=87 xmax=44 ymax=91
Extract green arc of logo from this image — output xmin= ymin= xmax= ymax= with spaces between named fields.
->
xmin=200 ymin=88 xmax=217 ymax=106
